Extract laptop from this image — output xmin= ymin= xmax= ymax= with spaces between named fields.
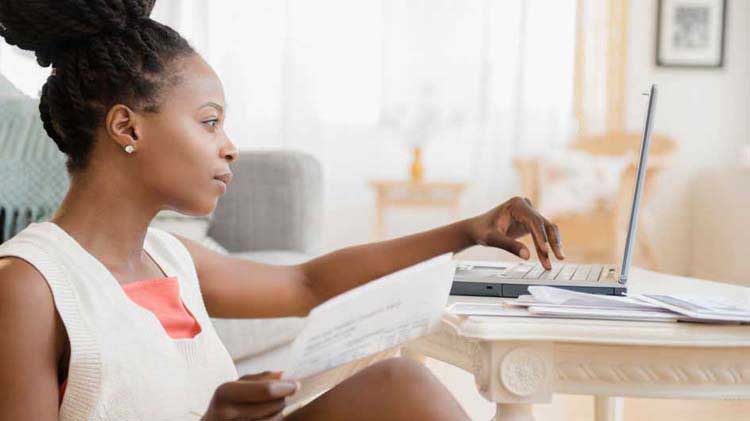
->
xmin=450 ymin=83 xmax=658 ymax=298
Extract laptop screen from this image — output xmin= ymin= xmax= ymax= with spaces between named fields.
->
xmin=618 ymin=84 xmax=658 ymax=284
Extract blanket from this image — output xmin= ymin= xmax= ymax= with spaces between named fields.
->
xmin=0 ymin=74 xmax=69 ymax=242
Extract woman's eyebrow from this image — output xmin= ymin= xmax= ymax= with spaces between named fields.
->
xmin=198 ymin=101 xmax=224 ymax=113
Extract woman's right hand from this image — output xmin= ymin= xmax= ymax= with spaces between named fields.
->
xmin=201 ymin=371 xmax=300 ymax=420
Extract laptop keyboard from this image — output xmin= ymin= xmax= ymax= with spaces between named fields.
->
xmin=500 ymin=263 xmax=619 ymax=283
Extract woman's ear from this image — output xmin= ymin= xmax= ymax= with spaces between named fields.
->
xmin=105 ymin=104 xmax=141 ymax=150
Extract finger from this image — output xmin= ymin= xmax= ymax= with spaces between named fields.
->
xmin=529 ymin=220 xmax=550 ymax=254
xmin=268 ymin=371 xmax=283 ymax=380
xmin=527 ymin=220 xmax=551 ymax=268
xmin=240 ymin=371 xmax=283 ymax=381
xmin=218 ymin=380 xmax=299 ymax=404
xmin=485 ymin=231 xmax=530 ymax=260
xmin=545 ymin=223 xmax=565 ymax=260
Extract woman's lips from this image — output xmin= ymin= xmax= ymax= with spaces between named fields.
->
xmin=213 ymin=173 xmax=232 ymax=193
xmin=213 ymin=173 xmax=233 ymax=186
xmin=212 ymin=179 xmax=228 ymax=194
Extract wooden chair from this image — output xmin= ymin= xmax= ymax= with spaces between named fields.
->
xmin=513 ymin=132 xmax=677 ymax=270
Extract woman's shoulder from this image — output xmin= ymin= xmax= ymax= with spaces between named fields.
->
xmin=0 ymin=222 xmax=64 ymax=257
xmin=0 ymin=255 xmax=62 ymax=345
xmin=0 ymin=255 xmax=57 ymax=316
xmin=0 ymin=254 xmax=48 ymax=289
xmin=0 ymin=224 xmax=57 ymax=282
xmin=0 ymin=256 xmax=67 ymax=412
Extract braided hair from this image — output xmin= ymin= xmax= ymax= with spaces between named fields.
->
xmin=0 ymin=0 xmax=195 ymax=173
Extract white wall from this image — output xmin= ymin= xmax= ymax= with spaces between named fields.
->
xmin=625 ymin=0 xmax=750 ymax=276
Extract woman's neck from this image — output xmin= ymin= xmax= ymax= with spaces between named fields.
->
xmin=50 ymin=170 xmax=162 ymax=278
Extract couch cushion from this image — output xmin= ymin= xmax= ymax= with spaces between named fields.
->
xmin=151 ymin=210 xmax=212 ymax=241
xmin=150 ymin=212 xmax=231 ymax=256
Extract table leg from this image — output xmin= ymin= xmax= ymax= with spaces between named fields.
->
xmin=594 ymin=396 xmax=624 ymax=421
xmin=492 ymin=403 xmax=534 ymax=421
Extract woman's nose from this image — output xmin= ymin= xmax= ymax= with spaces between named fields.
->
xmin=222 ymin=139 xmax=239 ymax=162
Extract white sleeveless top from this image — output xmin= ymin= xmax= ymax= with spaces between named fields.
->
xmin=0 ymin=222 xmax=239 ymax=420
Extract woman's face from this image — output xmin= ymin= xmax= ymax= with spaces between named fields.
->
xmin=133 ymin=54 xmax=238 ymax=216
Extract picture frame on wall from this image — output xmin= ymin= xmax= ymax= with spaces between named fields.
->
xmin=656 ymin=0 xmax=727 ymax=68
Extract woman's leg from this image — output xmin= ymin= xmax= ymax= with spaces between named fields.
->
xmin=285 ymin=357 xmax=470 ymax=421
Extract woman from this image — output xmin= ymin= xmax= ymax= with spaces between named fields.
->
xmin=0 ymin=1 xmax=564 ymax=420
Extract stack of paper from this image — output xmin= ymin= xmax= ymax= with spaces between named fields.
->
xmin=635 ymin=294 xmax=750 ymax=323
xmin=448 ymin=286 xmax=750 ymax=324
xmin=515 ymin=287 xmax=680 ymax=322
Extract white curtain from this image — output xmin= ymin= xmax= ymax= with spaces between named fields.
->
xmin=154 ymin=0 xmax=577 ymax=214
xmin=574 ymin=0 xmax=630 ymax=135
xmin=1 ymin=0 xmax=577 ymax=245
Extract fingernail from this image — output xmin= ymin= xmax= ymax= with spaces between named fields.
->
xmin=270 ymin=381 xmax=297 ymax=396
xmin=295 ymin=381 xmax=302 ymax=393
xmin=520 ymin=249 xmax=530 ymax=259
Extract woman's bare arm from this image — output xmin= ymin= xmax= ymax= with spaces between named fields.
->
xmin=0 ymin=258 xmax=61 ymax=420
xmin=182 ymin=196 xmax=564 ymax=320
xmin=175 ymin=235 xmax=316 ymax=319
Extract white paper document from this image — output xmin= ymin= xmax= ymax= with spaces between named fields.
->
xmin=634 ymin=294 xmax=750 ymax=323
xmin=525 ymin=305 xmax=681 ymax=322
xmin=447 ymin=301 xmax=680 ymax=322
xmin=447 ymin=302 xmax=533 ymax=317
xmin=525 ymin=286 xmax=662 ymax=310
xmin=281 ymin=253 xmax=455 ymax=380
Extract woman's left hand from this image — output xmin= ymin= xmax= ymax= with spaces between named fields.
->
xmin=466 ymin=196 xmax=565 ymax=270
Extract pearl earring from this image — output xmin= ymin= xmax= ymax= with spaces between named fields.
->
xmin=124 ymin=144 xmax=135 ymax=154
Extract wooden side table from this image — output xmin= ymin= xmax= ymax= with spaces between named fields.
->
xmin=369 ymin=180 xmax=467 ymax=240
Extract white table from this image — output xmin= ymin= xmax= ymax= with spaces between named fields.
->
xmin=403 ymin=267 xmax=750 ymax=421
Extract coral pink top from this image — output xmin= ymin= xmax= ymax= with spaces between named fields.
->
xmin=58 ymin=276 xmax=202 ymax=407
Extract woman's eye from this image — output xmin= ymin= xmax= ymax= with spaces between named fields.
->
xmin=203 ymin=118 xmax=219 ymax=128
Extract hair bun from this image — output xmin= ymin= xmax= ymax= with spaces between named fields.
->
xmin=0 ymin=0 xmax=158 ymax=67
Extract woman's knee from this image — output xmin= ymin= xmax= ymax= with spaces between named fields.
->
xmin=358 ymin=357 xmax=468 ymax=419
xmin=361 ymin=357 xmax=435 ymax=388
xmin=286 ymin=356 xmax=469 ymax=421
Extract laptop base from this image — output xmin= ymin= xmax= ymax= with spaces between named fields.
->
xmin=450 ymin=281 xmax=627 ymax=298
